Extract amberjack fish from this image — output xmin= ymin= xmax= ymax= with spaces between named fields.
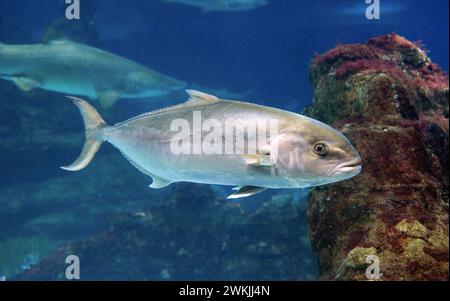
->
xmin=0 ymin=40 xmax=186 ymax=108
xmin=62 ymin=90 xmax=362 ymax=199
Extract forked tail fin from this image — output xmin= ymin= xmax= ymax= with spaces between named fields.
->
xmin=61 ymin=96 xmax=108 ymax=171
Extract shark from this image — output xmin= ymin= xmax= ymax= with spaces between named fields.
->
xmin=0 ymin=39 xmax=186 ymax=108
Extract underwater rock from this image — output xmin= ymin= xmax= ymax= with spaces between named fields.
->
xmin=305 ymin=34 xmax=449 ymax=280
xmin=16 ymin=186 xmax=317 ymax=280
xmin=341 ymin=247 xmax=377 ymax=270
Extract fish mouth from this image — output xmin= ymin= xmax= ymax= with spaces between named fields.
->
xmin=331 ymin=158 xmax=362 ymax=176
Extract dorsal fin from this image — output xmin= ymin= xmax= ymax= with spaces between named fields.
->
xmin=114 ymin=90 xmax=220 ymax=129
xmin=185 ymin=89 xmax=219 ymax=105
xmin=119 ymin=150 xmax=173 ymax=189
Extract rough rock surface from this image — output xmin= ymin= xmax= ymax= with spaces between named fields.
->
xmin=17 ymin=186 xmax=316 ymax=280
xmin=304 ymin=34 xmax=449 ymax=280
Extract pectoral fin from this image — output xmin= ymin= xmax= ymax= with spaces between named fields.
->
xmin=227 ymin=186 xmax=267 ymax=199
xmin=11 ymin=77 xmax=40 ymax=92
xmin=149 ymin=175 xmax=173 ymax=189
xmin=241 ymin=154 xmax=273 ymax=166
xmin=97 ymin=90 xmax=121 ymax=109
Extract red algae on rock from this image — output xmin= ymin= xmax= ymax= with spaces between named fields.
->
xmin=305 ymin=34 xmax=448 ymax=281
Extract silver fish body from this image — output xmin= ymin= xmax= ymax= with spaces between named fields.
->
xmin=62 ymin=90 xmax=362 ymax=198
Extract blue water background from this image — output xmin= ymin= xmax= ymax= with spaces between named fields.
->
xmin=0 ymin=0 xmax=448 ymax=280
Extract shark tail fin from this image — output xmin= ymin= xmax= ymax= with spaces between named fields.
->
xmin=61 ymin=96 xmax=108 ymax=172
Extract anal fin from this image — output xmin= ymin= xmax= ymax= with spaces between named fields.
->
xmin=149 ymin=175 xmax=172 ymax=189
xmin=227 ymin=186 xmax=267 ymax=199
xmin=119 ymin=151 xmax=173 ymax=189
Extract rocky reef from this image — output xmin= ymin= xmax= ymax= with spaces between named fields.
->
xmin=16 ymin=185 xmax=316 ymax=280
xmin=305 ymin=34 xmax=449 ymax=280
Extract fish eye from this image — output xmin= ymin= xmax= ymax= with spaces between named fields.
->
xmin=313 ymin=142 xmax=328 ymax=156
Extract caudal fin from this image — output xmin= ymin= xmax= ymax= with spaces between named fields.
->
xmin=61 ymin=96 xmax=108 ymax=171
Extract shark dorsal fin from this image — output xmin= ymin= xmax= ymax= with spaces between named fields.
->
xmin=185 ymin=90 xmax=219 ymax=105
